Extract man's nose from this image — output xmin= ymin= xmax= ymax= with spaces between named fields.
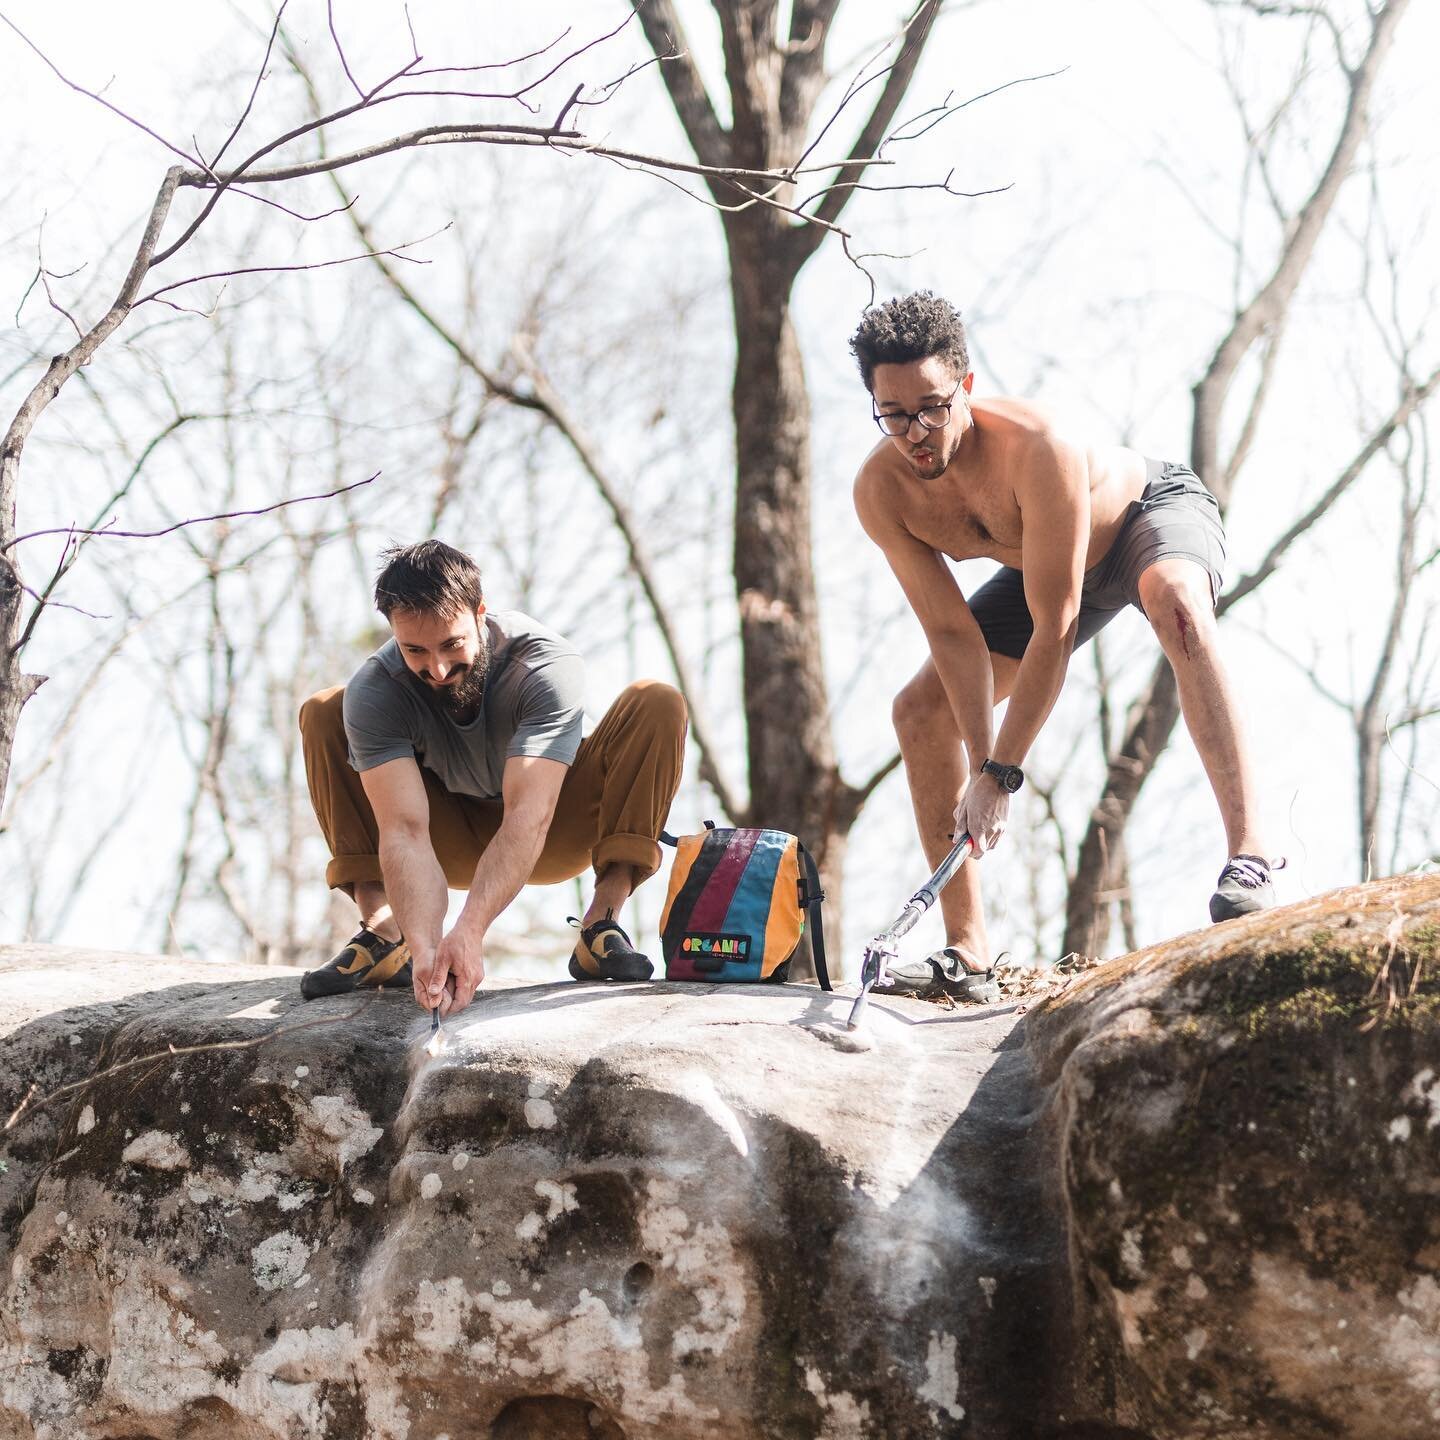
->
xmin=906 ymin=415 xmax=929 ymax=440
xmin=431 ymin=656 xmax=450 ymax=680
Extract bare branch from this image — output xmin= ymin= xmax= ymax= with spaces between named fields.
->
xmin=7 ymin=471 xmax=380 ymax=550
xmin=323 ymin=176 xmax=745 ymax=818
xmin=790 ymin=0 xmax=947 ymax=267
xmin=1219 ymin=361 xmax=1440 ymax=613
xmin=852 ymin=750 xmax=903 ymax=808
xmin=327 ymin=0 xmax=364 ymax=100
xmin=219 ymin=184 xmax=360 ymax=226
xmin=1 ymin=167 xmax=182 ymax=478
xmin=134 ymin=225 xmax=443 ymax=306
xmin=210 ymin=2 xmax=290 ymax=171
xmin=1195 ymin=0 xmax=1411 ymax=496
xmin=629 ymin=0 xmax=731 ymax=177
xmin=0 ymin=13 xmax=203 ymax=170
xmin=1222 ymin=316 xmax=1287 ymax=489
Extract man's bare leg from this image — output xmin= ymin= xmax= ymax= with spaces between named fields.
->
xmin=583 ymin=864 xmax=639 ymax=927
xmin=353 ymin=881 xmax=402 ymax=943
xmin=892 ymin=652 xmax=1020 ymax=967
xmin=1137 ymin=558 xmax=1268 ymax=856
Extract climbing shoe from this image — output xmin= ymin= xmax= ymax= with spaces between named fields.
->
xmin=1209 ymin=855 xmax=1287 ymax=923
xmin=885 ymin=945 xmax=1002 ymax=1005
xmin=567 ymin=915 xmax=654 ymax=982
xmin=300 ymin=927 xmax=412 ymax=999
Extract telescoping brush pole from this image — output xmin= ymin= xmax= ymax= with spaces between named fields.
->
xmin=846 ymin=833 xmax=976 ymax=1031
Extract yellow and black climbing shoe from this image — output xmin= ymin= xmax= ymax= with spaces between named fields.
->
xmin=567 ymin=915 xmax=653 ymax=982
xmin=301 ymin=927 xmax=412 ymax=1000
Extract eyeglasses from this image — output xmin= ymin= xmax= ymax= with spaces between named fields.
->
xmin=873 ymin=382 xmax=962 ymax=437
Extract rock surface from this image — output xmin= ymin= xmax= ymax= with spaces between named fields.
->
xmin=1029 ymin=872 xmax=1440 ymax=1439
xmin=2 ymin=873 xmax=1438 ymax=1440
xmin=0 ymin=944 xmax=1064 ymax=1439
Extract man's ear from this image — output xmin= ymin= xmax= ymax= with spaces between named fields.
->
xmin=962 ymin=371 xmax=975 ymax=395
xmin=475 ymin=601 xmax=487 ymax=622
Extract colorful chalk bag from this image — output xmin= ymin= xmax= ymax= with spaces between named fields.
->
xmin=658 ymin=824 xmax=831 ymax=989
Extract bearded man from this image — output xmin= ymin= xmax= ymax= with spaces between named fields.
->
xmin=850 ymin=291 xmax=1283 ymax=1002
xmin=298 ymin=540 xmax=686 ymax=1016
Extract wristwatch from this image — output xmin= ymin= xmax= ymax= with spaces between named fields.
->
xmin=981 ymin=758 xmax=1025 ymax=793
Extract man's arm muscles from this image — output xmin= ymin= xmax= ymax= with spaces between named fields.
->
xmin=991 ymin=444 xmax=1088 ymax=766
xmin=359 ymin=758 xmax=448 ymax=955
xmin=453 ymin=755 xmax=567 ymax=941
xmin=855 ymin=473 xmax=994 ymax=765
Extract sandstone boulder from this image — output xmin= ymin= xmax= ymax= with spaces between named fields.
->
xmin=1030 ymin=872 xmax=1440 ymax=1438
xmin=0 ymin=945 xmax=1063 ymax=1438
xmin=4 ymin=872 xmax=1438 ymax=1439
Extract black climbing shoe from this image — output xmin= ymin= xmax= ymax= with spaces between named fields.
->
xmin=885 ymin=946 xmax=1002 ymax=1004
xmin=567 ymin=916 xmax=654 ymax=982
xmin=1209 ymin=855 xmax=1286 ymax=923
xmin=301 ymin=927 xmax=412 ymax=999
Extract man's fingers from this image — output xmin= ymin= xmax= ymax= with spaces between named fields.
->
xmin=411 ymin=953 xmax=433 ymax=1010
xmin=436 ymin=976 xmax=457 ymax=1018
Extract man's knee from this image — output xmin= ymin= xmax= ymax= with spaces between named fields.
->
xmin=1139 ymin=562 xmax=1216 ymax=650
xmin=621 ymin=679 xmax=688 ymax=738
xmin=298 ymin=686 xmax=345 ymax=741
xmin=893 ymin=669 xmax=948 ymax=744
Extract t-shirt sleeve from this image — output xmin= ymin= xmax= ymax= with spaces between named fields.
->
xmin=342 ymin=670 xmax=419 ymax=773
xmin=507 ymin=652 xmax=586 ymax=766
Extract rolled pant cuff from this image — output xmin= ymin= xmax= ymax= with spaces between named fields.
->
xmin=593 ymin=833 xmax=664 ymax=887
xmin=325 ymin=854 xmax=385 ymax=892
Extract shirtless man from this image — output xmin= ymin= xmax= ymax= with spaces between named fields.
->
xmin=850 ymin=291 xmax=1282 ymax=1001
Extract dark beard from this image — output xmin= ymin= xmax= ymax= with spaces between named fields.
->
xmin=418 ymin=634 xmax=490 ymax=723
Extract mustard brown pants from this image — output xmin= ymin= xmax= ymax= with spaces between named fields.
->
xmin=299 ymin=680 xmax=687 ymax=897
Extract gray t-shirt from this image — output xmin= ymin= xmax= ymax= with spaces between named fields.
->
xmin=342 ymin=609 xmax=585 ymax=800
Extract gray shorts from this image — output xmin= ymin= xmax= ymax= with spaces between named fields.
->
xmin=970 ymin=458 xmax=1226 ymax=660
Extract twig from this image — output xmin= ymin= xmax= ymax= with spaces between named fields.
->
xmin=7 ymin=471 xmax=380 ymax=549
xmin=4 ymin=992 xmax=381 ymax=1131
xmin=135 ymin=226 xmax=444 ymax=306
xmin=210 ymin=2 xmax=290 ymax=171
xmin=327 ymin=0 xmax=364 ymax=99
xmin=0 ymin=12 xmax=204 ymax=170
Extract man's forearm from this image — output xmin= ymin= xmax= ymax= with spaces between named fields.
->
xmin=378 ymin=831 xmax=449 ymax=953
xmin=992 ymin=634 xmax=1072 ymax=764
xmin=454 ymin=817 xmax=549 ymax=939
xmin=929 ymin=629 xmax=996 ymax=769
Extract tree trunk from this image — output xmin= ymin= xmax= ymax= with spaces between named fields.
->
xmin=628 ymin=0 xmax=946 ymax=976
xmin=726 ymin=219 xmax=851 ymax=971
xmin=0 ymin=450 xmax=46 ymax=821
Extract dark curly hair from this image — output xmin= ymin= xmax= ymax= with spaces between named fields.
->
xmin=374 ymin=540 xmax=484 ymax=619
xmin=848 ymin=290 xmax=969 ymax=392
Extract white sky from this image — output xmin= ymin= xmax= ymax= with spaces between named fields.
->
xmin=2 ymin=0 xmax=1438 ymax=969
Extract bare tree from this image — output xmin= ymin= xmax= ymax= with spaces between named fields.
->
xmin=1 ymin=2 xmax=952 ymax=823
xmin=625 ymin=0 xmax=1039 ymax=964
xmin=1061 ymin=0 xmax=1426 ymax=957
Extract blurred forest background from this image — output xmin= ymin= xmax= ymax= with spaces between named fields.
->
xmin=1 ymin=0 xmax=1436 ymax=978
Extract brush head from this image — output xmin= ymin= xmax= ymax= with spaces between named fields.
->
xmin=424 ymin=1006 xmax=445 ymax=1058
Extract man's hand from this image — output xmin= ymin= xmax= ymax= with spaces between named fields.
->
xmin=413 ymin=927 xmax=486 ymax=1017
xmin=954 ymin=772 xmax=1010 ymax=855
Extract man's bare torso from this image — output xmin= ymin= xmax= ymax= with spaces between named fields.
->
xmin=864 ymin=396 xmax=1148 ymax=572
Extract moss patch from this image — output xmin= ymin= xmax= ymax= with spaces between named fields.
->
xmin=1203 ymin=923 xmax=1440 ymax=1039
